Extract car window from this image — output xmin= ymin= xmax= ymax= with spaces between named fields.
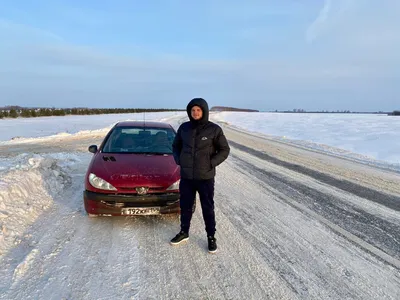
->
xmin=102 ymin=126 xmax=176 ymax=154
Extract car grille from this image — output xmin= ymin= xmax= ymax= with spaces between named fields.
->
xmin=118 ymin=187 xmax=165 ymax=193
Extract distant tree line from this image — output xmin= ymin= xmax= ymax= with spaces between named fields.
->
xmin=279 ymin=109 xmax=354 ymax=113
xmin=387 ymin=110 xmax=400 ymax=116
xmin=0 ymin=107 xmax=184 ymax=119
xmin=210 ymin=106 xmax=259 ymax=112
xmin=275 ymin=109 xmax=398 ymax=115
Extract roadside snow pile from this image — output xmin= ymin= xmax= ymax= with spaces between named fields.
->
xmin=0 ymin=153 xmax=74 ymax=258
xmin=0 ymin=128 xmax=111 ymax=145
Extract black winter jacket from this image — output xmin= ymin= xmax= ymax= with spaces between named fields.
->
xmin=172 ymin=98 xmax=230 ymax=180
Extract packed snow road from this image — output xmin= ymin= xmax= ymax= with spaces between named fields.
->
xmin=0 ymin=117 xmax=399 ymax=300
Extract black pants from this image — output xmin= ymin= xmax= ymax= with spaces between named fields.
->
xmin=179 ymin=178 xmax=216 ymax=236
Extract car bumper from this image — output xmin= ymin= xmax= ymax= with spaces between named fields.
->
xmin=83 ymin=190 xmax=180 ymax=216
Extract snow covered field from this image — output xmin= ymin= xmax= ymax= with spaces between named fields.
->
xmin=0 ymin=111 xmax=187 ymax=143
xmin=213 ymin=112 xmax=400 ymax=166
xmin=0 ymin=111 xmax=399 ymax=299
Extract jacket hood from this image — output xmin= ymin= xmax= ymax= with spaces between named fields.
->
xmin=186 ymin=98 xmax=209 ymax=125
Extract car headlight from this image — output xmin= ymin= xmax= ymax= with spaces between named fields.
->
xmin=166 ymin=179 xmax=180 ymax=191
xmin=88 ymin=173 xmax=117 ymax=191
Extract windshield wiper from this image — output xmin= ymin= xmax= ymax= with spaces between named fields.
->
xmin=141 ymin=152 xmax=170 ymax=155
xmin=111 ymin=151 xmax=171 ymax=155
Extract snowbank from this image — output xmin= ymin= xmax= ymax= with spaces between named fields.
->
xmin=1 ymin=128 xmax=111 ymax=145
xmin=0 ymin=153 xmax=78 ymax=257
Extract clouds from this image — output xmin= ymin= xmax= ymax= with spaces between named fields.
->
xmin=305 ymin=1 xmax=399 ymax=52
xmin=0 ymin=1 xmax=399 ymax=111
xmin=0 ymin=18 xmax=64 ymax=43
xmin=306 ymin=0 xmax=332 ymax=43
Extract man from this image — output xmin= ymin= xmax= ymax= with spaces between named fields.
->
xmin=170 ymin=97 xmax=230 ymax=253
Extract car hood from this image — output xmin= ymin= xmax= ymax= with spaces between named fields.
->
xmin=92 ymin=153 xmax=180 ymax=187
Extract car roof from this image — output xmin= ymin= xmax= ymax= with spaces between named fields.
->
xmin=114 ymin=121 xmax=172 ymax=129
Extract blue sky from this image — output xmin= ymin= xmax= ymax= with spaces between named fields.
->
xmin=0 ymin=0 xmax=399 ymax=112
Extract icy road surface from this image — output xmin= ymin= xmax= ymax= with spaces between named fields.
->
xmin=0 ymin=115 xmax=399 ymax=300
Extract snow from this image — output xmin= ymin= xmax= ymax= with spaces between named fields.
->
xmin=0 ymin=110 xmax=398 ymax=258
xmin=0 ymin=111 xmax=399 ymax=299
xmin=213 ymin=112 xmax=400 ymax=166
xmin=0 ymin=152 xmax=83 ymax=257
xmin=0 ymin=111 xmax=186 ymax=262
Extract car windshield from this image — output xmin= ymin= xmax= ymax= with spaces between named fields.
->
xmin=101 ymin=126 xmax=176 ymax=154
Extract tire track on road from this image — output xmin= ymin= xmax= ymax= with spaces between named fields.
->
xmin=228 ymin=140 xmax=400 ymax=211
xmin=215 ymin=158 xmax=400 ymax=299
xmin=229 ymin=148 xmax=400 ymax=270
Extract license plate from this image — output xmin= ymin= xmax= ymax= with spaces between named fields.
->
xmin=121 ymin=207 xmax=160 ymax=215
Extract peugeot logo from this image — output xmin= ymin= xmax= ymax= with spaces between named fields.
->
xmin=136 ymin=187 xmax=149 ymax=195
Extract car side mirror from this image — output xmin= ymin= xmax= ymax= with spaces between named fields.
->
xmin=88 ymin=145 xmax=98 ymax=153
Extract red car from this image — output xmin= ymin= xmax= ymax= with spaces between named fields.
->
xmin=83 ymin=121 xmax=181 ymax=217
